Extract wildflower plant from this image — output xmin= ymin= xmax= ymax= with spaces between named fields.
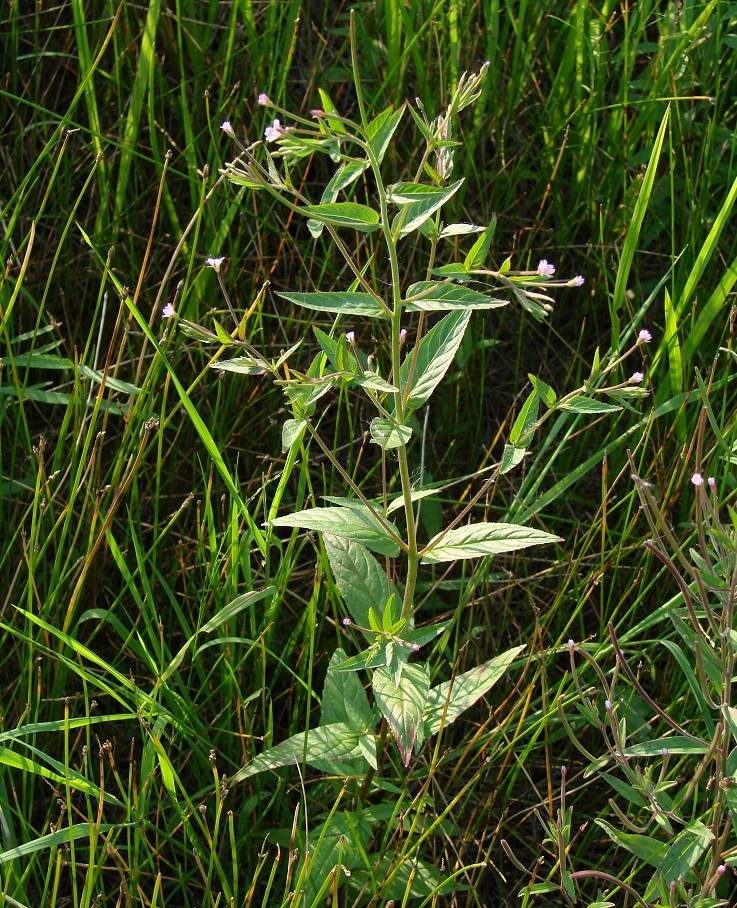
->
xmin=186 ymin=14 xmax=648 ymax=814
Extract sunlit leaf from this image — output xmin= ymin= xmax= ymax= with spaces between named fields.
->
xmin=405 ymin=281 xmax=506 ymax=312
xmin=270 ymin=507 xmax=400 ymax=557
xmin=278 ymin=290 xmax=387 ymax=318
xmin=401 ymin=310 xmax=470 ymax=410
xmin=373 ymin=663 xmax=430 ymax=765
xmin=422 ymin=522 xmax=561 ymax=563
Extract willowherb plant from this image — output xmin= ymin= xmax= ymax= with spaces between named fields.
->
xmin=171 ymin=12 xmax=649 ymax=836
xmin=550 ymin=410 xmax=736 ymax=906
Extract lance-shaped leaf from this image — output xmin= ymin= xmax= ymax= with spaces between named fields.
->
xmin=281 ymin=418 xmax=306 ymax=452
xmin=270 ymin=507 xmax=400 ymax=557
xmin=390 ymin=179 xmax=464 ymax=239
xmin=400 ymin=310 xmax=470 ymax=410
xmin=499 ymin=443 xmax=526 ymax=475
xmin=373 ymin=663 xmax=430 ymax=765
xmin=644 ymin=821 xmax=714 ymax=902
xmin=278 ymin=290 xmax=387 ymax=318
xmin=439 ymin=223 xmax=485 ymax=238
xmin=232 ymin=723 xmax=362 ymax=781
xmin=307 ymin=159 xmax=370 ymax=237
xmin=422 ymin=522 xmax=561 ymax=563
xmin=560 ymin=395 xmax=621 ymax=414
xmin=209 ymin=356 xmax=267 ymax=375
xmin=367 ymin=105 xmax=405 ymax=165
xmin=321 ymin=648 xmax=374 ymax=733
xmin=302 ymin=201 xmax=380 ymax=232
xmin=405 ymin=281 xmax=507 ymax=312
xmin=464 ymin=216 xmax=497 ymax=270
xmin=324 ymin=534 xmax=393 ymax=632
xmin=509 ymin=389 xmax=539 ymax=446
xmin=422 ymin=645 xmax=524 ymax=737
xmin=370 ymin=417 xmax=412 ymax=449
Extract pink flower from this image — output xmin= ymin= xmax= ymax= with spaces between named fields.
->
xmin=708 ymin=476 xmax=716 ymax=490
xmin=629 ymin=371 xmax=644 ymax=384
xmin=691 ymin=473 xmax=704 ymax=487
xmin=162 ymin=303 xmax=176 ymax=319
xmin=220 ymin=120 xmax=235 ymax=137
xmin=310 ymin=108 xmax=325 ymax=118
xmin=537 ymin=259 xmax=555 ymax=277
xmin=399 ymin=328 xmax=408 ymax=344
xmin=264 ymin=119 xmax=285 ymax=143
xmin=342 ymin=617 xmax=351 ymax=626
xmin=206 ymin=256 xmax=225 ymax=273
xmin=257 ymin=93 xmax=271 ymax=107
xmin=569 ymin=275 xmax=585 ymax=287
xmin=638 ymin=329 xmax=652 ymax=344
xmin=345 ymin=331 xmax=355 ymax=345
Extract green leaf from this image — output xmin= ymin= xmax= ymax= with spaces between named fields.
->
xmin=350 ymin=854 xmax=439 ymax=901
xmin=645 ymin=822 xmax=713 ymax=901
xmin=0 ymin=823 xmax=131 ymax=864
xmin=0 ymin=742 xmax=116 ymax=804
xmin=359 ymin=734 xmax=377 ymax=770
xmin=356 ymin=372 xmax=397 ymax=393
xmin=162 ymin=588 xmax=275 ymax=682
xmin=373 ymin=663 xmax=430 ymax=765
xmin=331 ymin=646 xmax=385 ymax=673
xmin=386 ymin=182 xmax=456 ymax=205
xmin=213 ymin=320 xmax=235 ymax=345
xmin=500 ymin=443 xmax=526 ymax=474
xmin=317 ymin=88 xmax=346 ymax=135
xmin=509 ymin=390 xmax=540 ymax=446
xmin=321 ymin=649 xmax=374 ymax=733
xmin=209 ymin=356 xmax=267 ymax=375
xmin=400 ymin=621 xmax=449 ymax=649
xmin=422 ymin=645 xmax=524 ymax=737
xmin=270 ymin=507 xmax=400 ymax=557
xmin=390 ymin=179 xmax=464 ymax=239
xmin=623 ymin=737 xmax=709 ymax=757
xmin=307 ymin=160 xmax=370 ymax=237
xmin=464 ymin=216 xmax=497 ymax=270
xmin=596 ymin=819 xmax=666 ymax=866
xmin=278 ymin=290 xmax=387 ymax=318
xmin=367 ymin=105 xmax=405 ymax=165
xmin=405 ymin=281 xmax=506 ymax=312
xmin=301 ymin=202 xmax=380 ymax=232
xmin=323 ymin=534 xmax=393 ymax=632
xmin=432 ymin=263 xmax=470 ymax=279
xmin=422 ymin=522 xmax=561 ymax=563
xmin=370 ymin=417 xmax=413 ymax=449
xmin=400 ymin=310 xmax=471 ymax=410
xmin=314 ymin=326 xmax=362 ymax=373
xmin=78 ymin=364 xmax=141 ymax=395
xmin=611 ymin=106 xmax=669 ymax=337
xmin=528 ymin=374 xmax=557 ymax=408
xmin=232 ymin=723 xmax=362 ymax=781
xmin=560 ymin=396 xmax=622 ymax=414
xmin=439 ymin=223 xmax=485 ymax=238
xmin=281 ymin=418 xmax=306 ymax=452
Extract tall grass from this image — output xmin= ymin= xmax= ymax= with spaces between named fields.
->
xmin=1 ymin=1 xmax=736 ymax=904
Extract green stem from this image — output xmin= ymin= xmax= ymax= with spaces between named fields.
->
xmin=366 ymin=142 xmax=420 ymax=621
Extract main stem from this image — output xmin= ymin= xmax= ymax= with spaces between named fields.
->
xmin=352 ymin=27 xmax=418 ymax=620
xmin=377 ymin=172 xmax=419 ymax=622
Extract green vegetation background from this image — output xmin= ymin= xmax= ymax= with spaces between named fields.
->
xmin=1 ymin=1 xmax=736 ymax=905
